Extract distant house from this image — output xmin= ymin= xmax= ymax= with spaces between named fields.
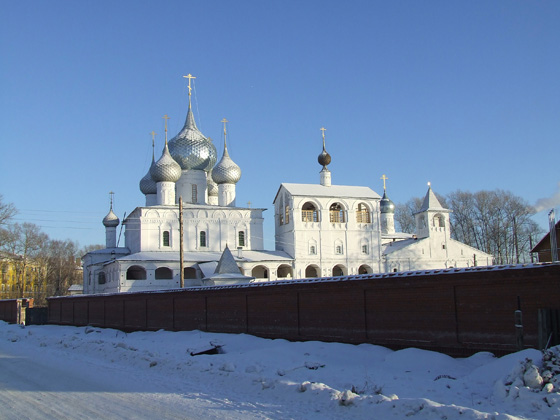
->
xmin=531 ymin=219 xmax=560 ymax=262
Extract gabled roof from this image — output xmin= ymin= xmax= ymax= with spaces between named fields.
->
xmin=274 ymin=183 xmax=380 ymax=204
xmin=416 ymin=186 xmax=449 ymax=213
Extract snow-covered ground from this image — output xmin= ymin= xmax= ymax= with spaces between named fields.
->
xmin=1 ymin=321 xmax=559 ymax=420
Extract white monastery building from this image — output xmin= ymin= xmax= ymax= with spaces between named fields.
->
xmin=82 ymin=77 xmax=492 ymax=294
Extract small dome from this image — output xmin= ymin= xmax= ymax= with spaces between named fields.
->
xmin=150 ymin=142 xmax=182 ymax=183
xmin=212 ymin=144 xmax=241 ymax=185
xmin=139 ymin=159 xmax=157 ymax=195
xmin=207 ymin=171 xmax=219 ymax=196
xmin=380 ymin=191 xmax=395 ymax=214
xmin=168 ymin=105 xmax=217 ymax=171
xmin=103 ymin=208 xmax=119 ymax=227
xmin=318 ymin=148 xmax=331 ymax=167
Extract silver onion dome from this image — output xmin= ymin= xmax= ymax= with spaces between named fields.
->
xmin=207 ymin=170 xmax=219 ymax=196
xmin=150 ymin=142 xmax=182 ymax=183
xmin=168 ymin=104 xmax=217 ymax=171
xmin=380 ymin=191 xmax=395 ymax=214
xmin=212 ymin=142 xmax=241 ymax=185
xmin=103 ymin=207 xmax=120 ymax=227
xmin=139 ymin=158 xmax=157 ymax=195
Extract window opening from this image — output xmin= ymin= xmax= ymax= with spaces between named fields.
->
xmin=200 ymin=231 xmax=207 ymax=247
xmin=329 ymin=203 xmax=345 ymax=223
xmin=163 ymin=231 xmax=170 ymax=247
xmin=238 ymin=231 xmax=245 ymax=247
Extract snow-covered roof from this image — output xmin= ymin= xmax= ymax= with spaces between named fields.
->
xmin=274 ymin=183 xmax=380 ymax=203
xmin=64 ymin=262 xmax=560 ymax=297
xmin=382 ymin=238 xmax=422 ymax=255
xmin=416 ymin=187 xmax=449 ymax=213
xmin=112 ymin=250 xmax=292 ymax=264
xmin=381 ymin=232 xmax=416 ymax=241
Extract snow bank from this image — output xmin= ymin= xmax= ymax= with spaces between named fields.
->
xmin=0 ymin=321 xmax=559 ymax=419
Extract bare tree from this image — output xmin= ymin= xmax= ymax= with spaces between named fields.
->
xmin=0 ymin=195 xmax=17 ymax=226
xmin=43 ymin=239 xmax=82 ymax=297
xmin=0 ymin=222 xmax=49 ymax=299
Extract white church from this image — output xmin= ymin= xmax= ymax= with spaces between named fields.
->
xmin=82 ymin=77 xmax=492 ymax=294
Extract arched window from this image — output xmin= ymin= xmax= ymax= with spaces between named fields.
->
xmin=238 ymin=231 xmax=245 ymax=247
xmin=335 ymin=245 xmax=343 ymax=255
xmin=302 ymin=202 xmax=319 ymax=222
xmin=309 ymin=245 xmax=316 ymax=255
xmin=98 ymin=272 xmax=106 ymax=284
xmin=126 ymin=266 xmax=146 ymax=280
xmin=163 ymin=231 xmax=170 ymax=247
xmin=356 ymin=203 xmax=371 ymax=223
xmin=200 ymin=231 xmax=207 ymax=247
xmin=329 ymin=203 xmax=345 ymax=223
xmin=155 ymin=267 xmax=173 ymax=280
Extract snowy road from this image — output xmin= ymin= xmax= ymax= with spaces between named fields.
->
xmin=0 ymin=338 xmax=268 ymax=420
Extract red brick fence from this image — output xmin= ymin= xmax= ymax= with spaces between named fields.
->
xmin=41 ymin=263 xmax=560 ymax=356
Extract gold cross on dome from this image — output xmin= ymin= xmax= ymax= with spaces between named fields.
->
xmin=183 ymin=74 xmax=196 ymax=97
xmin=320 ymin=127 xmax=326 ymax=140
xmin=221 ymin=118 xmax=229 ymax=137
xmin=381 ymin=174 xmax=388 ymax=191
xmin=247 ymin=201 xmax=252 ymax=208
xmin=150 ymin=130 xmax=156 ymax=146
xmin=109 ymin=191 xmax=115 ymax=207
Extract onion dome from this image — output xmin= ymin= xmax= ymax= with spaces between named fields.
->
xmin=103 ymin=206 xmax=119 ymax=227
xmin=139 ymin=155 xmax=157 ymax=195
xmin=212 ymin=140 xmax=241 ymax=185
xmin=318 ymin=127 xmax=331 ymax=168
xmin=318 ymin=148 xmax=331 ymax=168
xmin=380 ymin=191 xmax=395 ymax=214
xmin=168 ymin=103 xmax=217 ymax=171
xmin=150 ymin=142 xmax=182 ymax=183
xmin=207 ymin=170 xmax=219 ymax=196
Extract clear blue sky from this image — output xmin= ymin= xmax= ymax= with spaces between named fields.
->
xmin=1 ymin=0 xmax=559 ymax=249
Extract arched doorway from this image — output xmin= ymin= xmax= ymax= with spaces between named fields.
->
xmin=277 ymin=264 xmax=293 ymax=279
xmin=332 ymin=264 xmax=347 ymax=277
xmin=252 ymin=265 xmax=269 ymax=280
xmin=358 ymin=264 xmax=373 ymax=275
xmin=305 ymin=265 xmax=319 ymax=278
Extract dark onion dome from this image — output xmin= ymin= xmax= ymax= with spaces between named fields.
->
xmin=139 ymin=157 xmax=157 ymax=195
xmin=150 ymin=142 xmax=182 ymax=183
xmin=212 ymin=141 xmax=241 ymax=185
xmin=380 ymin=191 xmax=395 ymax=214
xmin=103 ymin=207 xmax=120 ymax=227
xmin=168 ymin=104 xmax=217 ymax=172
xmin=207 ymin=170 xmax=219 ymax=196
xmin=318 ymin=148 xmax=331 ymax=168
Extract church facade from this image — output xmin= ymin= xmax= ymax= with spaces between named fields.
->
xmin=82 ymin=79 xmax=492 ymax=294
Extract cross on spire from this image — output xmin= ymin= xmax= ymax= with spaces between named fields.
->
xmin=183 ymin=74 xmax=196 ymax=98
xmin=381 ymin=174 xmax=389 ymax=191
xmin=320 ymin=127 xmax=327 ymax=149
xmin=221 ymin=118 xmax=229 ymax=148
xmin=109 ymin=191 xmax=115 ymax=209
xmin=162 ymin=115 xmax=170 ymax=143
